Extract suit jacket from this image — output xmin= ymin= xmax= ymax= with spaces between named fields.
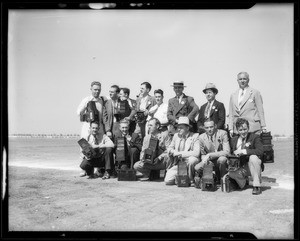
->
xmin=230 ymin=132 xmax=264 ymax=161
xmin=199 ymin=129 xmax=230 ymax=161
xmin=167 ymin=94 xmax=199 ymax=126
xmin=114 ymin=131 xmax=143 ymax=152
xmin=197 ymin=100 xmax=226 ymax=131
xmin=167 ymin=132 xmax=200 ymax=159
xmin=228 ymin=87 xmax=266 ymax=133
xmin=140 ymin=131 xmax=172 ymax=161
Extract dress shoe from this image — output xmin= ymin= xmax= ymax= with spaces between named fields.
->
xmin=94 ymin=170 xmax=104 ymax=178
xmin=87 ymin=174 xmax=95 ymax=179
xmin=136 ymin=171 xmax=144 ymax=178
xmin=102 ymin=171 xmax=110 ymax=179
xmin=110 ymin=170 xmax=118 ymax=178
xmin=138 ymin=176 xmax=150 ymax=181
xmin=252 ymin=186 xmax=262 ymax=195
xmin=79 ymin=172 xmax=87 ymax=177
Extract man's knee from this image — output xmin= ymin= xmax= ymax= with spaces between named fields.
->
xmin=249 ymin=155 xmax=261 ymax=165
xmin=133 ymin=160 xmax=143 ymax=170
xmin=186 ymin=156 xmax=199 ymax=165
xmin=194 ymin=162 xmax=204 ymax=172
xmin=105 ymin=147 xmax=113 ymax=154
xmin=217 ymin=156 xmax=228 ymax=164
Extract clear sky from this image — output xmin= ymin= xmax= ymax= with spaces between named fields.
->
xmin=8 ymin=4 xmax=294 ymax=136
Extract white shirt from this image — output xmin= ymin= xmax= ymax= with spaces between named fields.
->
xmin=236 ymin=136 xmax=247 ymax=154
xmin=139 ymin=95 xmax=148 ymax=111
xmin=76 ymin=95 xmax=103 ymax=116
xmin=177 ymin=94 xmax=184 ymax=104
xmin=205 ymin=100 xmax=215 ymax=118
xmin=147 ymin=103 xmax=168 ymax=125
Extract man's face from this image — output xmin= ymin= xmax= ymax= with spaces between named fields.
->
xmin=109 ymin=87 xmax=119 ymax=99
xmin=237 ymin=123 xmax=249 ymax=139
xmin=204 ymin=121 xmax=216 ymax=136
xmin=147 ymin=120 xmax=158 ymax=134
xmin=177 ymin=124 xmax=189 ymax=136
xmin=205 ymin=89 xmax=216 ymax=102
xmin=140 ymin=84 xmax=149 ymax=96
xmin=91 ymin=84 xmax=101 ymax=98
xmin=154 ymin=93 xmax=163 ymax=104
xmin=119 ymin=90 xmax=128 ymax=100
xmin=237 ymin=73 xmax=249 ymax=89
xmin=119 ymin=123 xmax=129 ymax=135
xmin=173 ymin=86 xmax=184 ymax=97
xmin=90 ymin=123 xmax=100 ymax=135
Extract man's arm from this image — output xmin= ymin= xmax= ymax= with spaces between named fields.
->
xmin=254 ymin=90 xmax=266 ymax=129
xmin=100 ymin=135 xmax=115 ymax=148
xmin=167 ymin=99 xmax=176 ymax=126
xmin=76 ymin=97 xmax=89 ymax=116
xmin=187 ymin=97 xmax=199 ymax=122
xmin=245 ymin=135 xmax=264 ymax=157
xmin=139 ymin=135 xmax=150 ymax=161
xmin=180 ymin=134 xmax=200 ymax=159
xmin=217 ymin=102 xmax=226 ymax=130
xmin=228 ymin=94 xmax=234 ymax=135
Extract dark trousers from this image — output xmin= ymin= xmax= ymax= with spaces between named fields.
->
xmin=80 ymin=147 xmax=114 ymax=175
xmin=116 ymin=147 xmax=140 ymax=169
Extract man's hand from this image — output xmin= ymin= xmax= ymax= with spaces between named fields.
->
xmin=106 ymin=131 xmax=112 ymax=138
xmin=144 ymin=110 xmax=149 ymax=116
xmin=229 ymin=130 xmax=234 ymax=138
xmin=202 ymin=154 xmax=210 ymax=165
xmin=175 ymin=119 xmax=179 ymax=124
xmin=173 ymin=151 xmax=181 ymax=157
xmin=126 ymin=134 xmax=132 ymax=142
xmin=262 ymin=127 xmax=267 ymax=133
xmin=168 ymin=149 xmax=174 ymax=156
xmin=153 ymin=156 xmax=161 ymax=165
xmin=124 ymin=117 xmax=131 ymax=121
xmin=234 ymin=149 xmax=245 ymax=156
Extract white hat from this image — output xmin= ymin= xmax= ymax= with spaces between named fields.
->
xmin=177 ymin=116 xmax=190 ymax=126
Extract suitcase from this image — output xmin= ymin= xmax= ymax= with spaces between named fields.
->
xmin=201 ymin=163 xmax=216 ymax=191
xmin=221 ymin=174 xmax=239 ymax=193
xmin=117 ymin=168 xmax=137 ymax=181
xmin=175 ymin=159 xmax=190 ymax=187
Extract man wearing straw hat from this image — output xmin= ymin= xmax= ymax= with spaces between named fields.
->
xmin=197 ymin=83 xmax=226 ymax=135
xmin=164 ymin=116 xmax=200 ymax=186
xmin=167 ymin=81 xmax=199 ymax=133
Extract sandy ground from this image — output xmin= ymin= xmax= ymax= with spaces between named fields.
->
xmin=7 ymin=139 xmax=295 ymax=239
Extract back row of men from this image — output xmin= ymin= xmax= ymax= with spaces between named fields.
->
xmin=76 ymin=71 xmax=267 ymax=195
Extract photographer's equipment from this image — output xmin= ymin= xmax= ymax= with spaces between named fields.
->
xmin=227 ymin=155 xmax=241 ymax=172
xmin=114 ymin=101 xmax=127 ymax=122
xmin=78 ymin=138 xmax=97 ymax=159
xmin=144 ymin=136 xmax=159 ymax=164
xmin=117 ymin=169 xmax=137 ymax=181
xmin=115 ymin=137 xmax=127 ymax=166
xmin=201 ymin=162 xmax=216 ymax=191
xmin=80 ymin=101 xmax=99 ymax=122
xmin=135 ymin=111 xmax=146 ymax=123
xmin=175 ymin=156 xmax=190 ymax=187
xmin=260 ymin=132 xmax=274 ymax=163
xmin=221 ymin=173 xmax=239 ymax=193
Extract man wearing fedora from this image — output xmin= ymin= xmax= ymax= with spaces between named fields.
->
xmin=164 ymin=116 xmax=200 ymax=186
xmin=167 ymin=81 xmax=199 ymax=133
xmin=197 ymin=83 xmax=226 ymax=135
xmin=228 ymin=72 xmax=267 ymax=137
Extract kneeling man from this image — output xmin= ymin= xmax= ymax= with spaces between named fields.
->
xmin=164 ymin=116 xmax=200 ymax=185
xmin=79 ymin=121 xmax=115 ymax=179
xmin=134 ymin=118 xmax=172 ymax=181
xmin=229 ymin=118 xmax=264 ymax=195
xmin=194 ymin=119 xmax=230 ymax=183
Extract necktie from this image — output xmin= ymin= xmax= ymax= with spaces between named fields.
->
xmin=241 ymin=138 xmax=246 ymax=149
xmin=205 ymin=102 xmax=211 ymax=118
xmin=238 ymin=90 xmax=244 ymax=107
xmin=179 ymin=137 xmax=186 ymax=151
xmin=94 ymin=135 xmax=99 ymax=145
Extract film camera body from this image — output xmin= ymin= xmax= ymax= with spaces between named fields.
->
xmin=200 ymin=162 xmax=217 ymax=191
xmin=175 ymin=156 xmax=190 ymax=187
xmin=135 ymin=111 xmax=147 ymax=123
xmin=80 ymin=101 xmax=99 ymax=122
xmin=114 ymin=101 xmax=127 ymax=122
xmin=144 ymin=136 xmax=159 ymax=164
xmin=260 ymin=132 xmax=274 ymax=163
xmin=78 ymin=138 xmax=97 ymax=159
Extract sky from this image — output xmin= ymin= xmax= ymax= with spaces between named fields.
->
xmin=8 ymin=4 xmax=294 ymax=136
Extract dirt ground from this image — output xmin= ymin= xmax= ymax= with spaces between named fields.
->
xmin=7 ymin=139 xmax=294 ymax=239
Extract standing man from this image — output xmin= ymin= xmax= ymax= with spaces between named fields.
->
xmin=164 ymin=117 xmax=200 ymax=186
xmin=79 ymin=121 xmax=115 ymax=179
xmin=194 ymin=119 xmax=230 ymax=184
xmin=103 ymin=85 xmax=123 ymax=140
xmin=228 ymin=72 xmax=267 ymax=137
xmin=167 ymin=81 xmax=199 ymax=133
xmin=133 ymin=82 xmax=156 ymax=138
xmin=114 ymin=119 xmax=143 ymax=170
xmin=147 ymin=89 xmax=169 ymax=134
xmin=119 ymin=87 xmax=137 ymax=135
xmin=197 ymin=83 xmax=226 ymax=135
xmin=134 ymin=118 xmax=172 ymax=181
xmin=228 ymin=118 xmax=264 ymax=195
xmin=77 ymin=81 xmax=106 ymax=138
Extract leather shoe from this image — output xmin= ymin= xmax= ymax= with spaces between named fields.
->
xmin=110 ymin=170 xmax=118 ymax=179
xmin=94 ymin=170 xmax=104 ymax=178
xmin=79 ymin=172 xmax=87 ymax=177
xmin=102 ymin=171 xmax=110 ymax=179
xmin=87 ymin=174 xmax=96 ymax=179
xmin=252 ymin=186 xmax=262 ymax=195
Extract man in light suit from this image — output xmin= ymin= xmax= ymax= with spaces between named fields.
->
xmin=167 ymin=81 xmax=199 ymax=133
xmin=194 ymin=118 xmax=230 ymax=183
xmin=197 ymin=83 xmax=226 ymax=135
xmin=228 ymin=72 xmax=267 ymax=137
xmin=164 ymin=116 xmax=200 ymax=186
xmin=133 ymin=82 xmax=156 ymax=138
xmin=229 ymin=118 xmax=264 ymax=195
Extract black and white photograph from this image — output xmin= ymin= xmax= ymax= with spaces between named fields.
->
xmin=3 ymin=2 xmax=296 ymax=239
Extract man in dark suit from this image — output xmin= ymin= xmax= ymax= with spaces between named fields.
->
xmin=114 ymin=119 xmax=143 ymax=170
xmin=229 ymin=118 xmax=264 ymax=195
xmin=167 ymin=81 xmax=199 ymax=133
xmin=197 ymin=83 xmax=226 ymax=135
xmin=133 ymin=82 xmax=156 ymax=138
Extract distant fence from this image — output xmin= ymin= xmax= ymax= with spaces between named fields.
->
xmin=9 ymin=135 xmax=80 ymax=139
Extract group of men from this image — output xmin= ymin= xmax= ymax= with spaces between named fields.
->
xmin=76 ymin=71 xmax=267 ymax=195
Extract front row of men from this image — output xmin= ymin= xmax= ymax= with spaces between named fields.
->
xmin=79 ymin=117 xmax=264 ymax=195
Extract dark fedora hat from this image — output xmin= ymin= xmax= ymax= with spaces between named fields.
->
xmin=171 ymin=81 xmax=186 ymax=87
xmin=203 ymin=83 xmax=218 ymax=94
